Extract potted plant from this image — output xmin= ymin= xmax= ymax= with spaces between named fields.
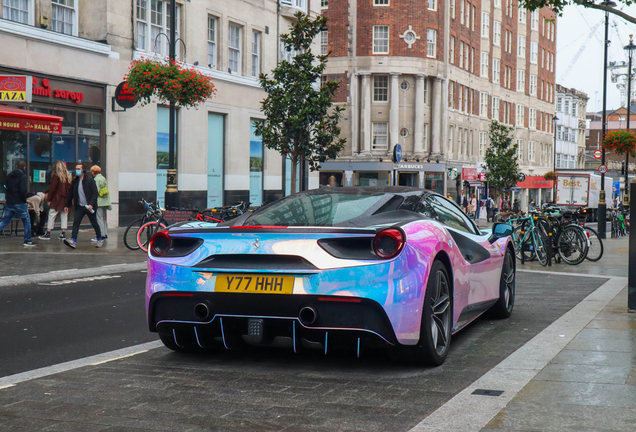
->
xmin=124 ymin=58 xmax=216 ymax=108
xmin=543 ymin=171 xmax=557 ymax=181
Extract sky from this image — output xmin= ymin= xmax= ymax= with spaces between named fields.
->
xmin=556 ymin=3 xmax=636 ymax=112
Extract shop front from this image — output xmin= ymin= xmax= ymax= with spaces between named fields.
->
xmin=0 ymin=68 xmax=107 ymax=198
xmin=515 ymin=175 xmax=554 ymax=210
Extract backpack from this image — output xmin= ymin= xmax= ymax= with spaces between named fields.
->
xmin=486 ymin=198 xmax=492 ymax=209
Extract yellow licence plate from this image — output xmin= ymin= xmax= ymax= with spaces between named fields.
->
xmin=214 ymin=274 xmax=294 ymax=294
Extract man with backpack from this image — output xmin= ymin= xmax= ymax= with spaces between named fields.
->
xmin=0 ymin=160 xmax=35 ymax=246
xmin=486 ymin=195 xmax=495 ymax=222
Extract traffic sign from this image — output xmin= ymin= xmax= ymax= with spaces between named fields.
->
xmin=598 ymin=164 xmax=608 ymax=174
xmin=593 ymin=149 xmax=603 ymax=160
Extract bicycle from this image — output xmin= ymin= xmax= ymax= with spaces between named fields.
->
xmin=543 ymin=208 xmax=590 ymax=265
xmin=206 ymin=201 xmax=252 ymax=222
xmin=509 ymin=213 xmax=550 ymax=267
xmin=124 ymin=199 xmax=168 ymax=251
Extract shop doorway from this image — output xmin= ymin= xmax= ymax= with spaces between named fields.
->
xmin=398 ymin=171 xmax=418 ymax=187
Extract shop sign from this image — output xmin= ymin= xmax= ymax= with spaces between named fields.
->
xmin=447 ymin=168 xmax=458 ymax=179
xmin=32 ymin=77 xmax=84 ymax=104
xmin=516 ymin=175 xmax=554 ymax=189
xmin=33 ymin=169 xmax=47 ymax=183
xmin=462 ymin=167 xmax=478 ymax=180
xmin=114 ymin=81 xmax=137 ymax=109
xmin=0 ymin=75 xmax=32 ymax=103
xmin=0 ymin=116 xmax=61 ymax=134
xmin=397 ymin=163 xmax=425 ymax=170
xmin=479 ymin=172 xmax=487 ymax=180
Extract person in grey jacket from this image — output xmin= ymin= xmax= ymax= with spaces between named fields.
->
xmin=63 ymin=163 xmax=103 ymax=249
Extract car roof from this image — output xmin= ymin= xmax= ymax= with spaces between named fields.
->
xmin=299 ymin=186 xmax=433 ymax=197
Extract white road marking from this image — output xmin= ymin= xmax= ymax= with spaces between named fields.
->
xmin=0 ymin=341 xmax=163 ymax=389
xmin=38 ymin=275 xmax=121 ymax=286
xmin=517 ymin=268 xmax=610 ymax=278
xmin=409 ymin=276 xmax=627 ymax=432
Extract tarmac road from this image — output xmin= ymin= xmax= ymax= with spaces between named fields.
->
xmin=0 ymin=271 xmax=155 ymax=378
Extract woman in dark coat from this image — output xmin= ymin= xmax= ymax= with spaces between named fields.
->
xmin=39 ymin=160 xmax=71 ymax=240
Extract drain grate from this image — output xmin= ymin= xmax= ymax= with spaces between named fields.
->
xmin=471 ymin=389 xmax=504 ymax=397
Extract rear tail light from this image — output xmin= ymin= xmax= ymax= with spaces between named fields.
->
xmin=150 ymin=231 xmax=171 ymax=256
xmin=373 ymin=228 xmax=405 ymax=259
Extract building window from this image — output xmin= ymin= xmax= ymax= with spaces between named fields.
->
xmin=518 ymin=35 xmax=526 ymax=58
xmin=228 ymin=23 xmax=242 ymax=75
xmin=505 ymin=31 xmax=511 ymax=53
xmin=450 ymin=0 xmax=455 ymax=18
xmin=373 ymin=25 xmax=389 ymax=54
xmin=428 ymin=0 xmax=437 ymax=11
xmin=517 ymin=70 xmax=525 ymax=92
xmin=480 ymin=52 xmax=489 ymax=78
xmin=563 ymin=127 xmax=569 ymax=141
xmin=494 ymin=0 xmax=500 ymax=8
xmin=564 ymin=99 xmax=570 ymax=113
xmin=460 ymin=0 xmax=465 ymax=25
xmin=518 ymin=7 xmax=526 ymax=23
xmin=529 ymin=74 xmax=537 ymax=96
xmin=136 ymin=0 xmax=148 ymax=50
xmin=3 ymin=0 xmax=30 ymax=24
xmin=528 ymin=141 xmax=535 ymax=161
xmin=321 ymin=0 xmax=328 ymax=8
xmin=449 ymin=81 xmax=454 ymax=108
xmin=465 ymin=1 xmax=470 ymax=28
xmin=572 ymin=102 xmax=578 ymax=116
xmin=516 ymin=139 xmax=524 ymax=161
xmin=493 ymin=58 xmax=500 ymax=84
xmin=482 ymin=12 xmax=490 ymax=39
xmin=493 ymin=21 xmax=501 ymax=46
xmin=52 ymin=0 xmax=76 ymax=36
xmin=424 ymin=78 xmax=429 ymax=104
xmin=479 ymin=92 xmax=489 ymax=117
xmin=531 ymin=10 xmax=539 ymax=30
xmin=138 ymin=0 xmax=181 ymax=57
xmin=459 ymin=41 xmax=464 ymax=68
xmin=320 ymin=29 xmax=328 ymax=55
xmin=373 ymin=75 xmax=389 ymax=102
xmin=556 ymin=97 xmax=562 ymax=112
xmin=449 ymin=126 xmax=454 ymax=154
xmin=207 ymin=16 xmax=217 ymax=68
xmin=464 ymin=43 xmax=469 ymax=70
xmin=252 ymin=30 xmax=261 ymax=77
xmin=427 ymin=29 xmax=437 ymax=58
xmin=492 ymin=97 xmax=500 ymax=120
xmin=280 ymin=0 xmax=307 ymax=12
xmin=516 ymin=104 xmax=525 ymax=127
xmin=479 ymin=132 xmax=488 ymax=158
xmin=472 ymin=5 xmax=476 ymax=31
xmin=529 ymin=108 xmax=536 ymax=129
xmin=372 ymin=122 xmax=388 ymax=150
xmin=450 ymin=36 xmax=455 ymax=63
xmin=530 ymin=42 xmax=538 ymax=64
xmin=374 ymin=0 xmax=389 ymax=4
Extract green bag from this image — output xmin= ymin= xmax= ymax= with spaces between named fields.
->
xmin=99 ymin=187 xmax=109 ymax=198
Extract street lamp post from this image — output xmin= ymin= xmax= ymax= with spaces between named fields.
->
xmin=553 ymin=116 xmax=559 ymax=202
xmin=624 ymin=35 xmax=636 ymax=206
xmin=598 ymin=0 xmax=617 ymax=239
xmin=165 ymin=0 xmax=178 ymax=209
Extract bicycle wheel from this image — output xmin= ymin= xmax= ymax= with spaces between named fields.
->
xmin=582 ymin=226 xmax=604 ymax=262
xmin=137 ymin=221 xmax=167 ymax=252
xmin=531 ymin=227 xmax=549 ymax=267
xmin=557 ymin=225 xmax=588 ymax=265
xmin=124 ymin=218 xmax=144 ymax=251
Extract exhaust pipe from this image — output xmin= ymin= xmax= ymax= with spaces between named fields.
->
xmin=194 ymin=303 xmax=211 ymax=321
xmin=299 ymin=307 xmax=318 ymax=325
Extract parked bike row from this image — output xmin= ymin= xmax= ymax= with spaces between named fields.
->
xmin=123 ymin=199 xmax=252 ymax=251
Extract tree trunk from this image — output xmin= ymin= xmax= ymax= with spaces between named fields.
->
xmin=290 ymin=156 xmax=298 ymax=195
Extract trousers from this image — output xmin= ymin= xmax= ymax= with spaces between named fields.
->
xmin=0 ymin=203 xmax=31 ymax=242
xmin=47 ymin=207 xmax=68 ymax=231
xmin=95 ymin=207 xmax=107 ymax=237
xmin=71 ymin=206 xmax=102 ymax=240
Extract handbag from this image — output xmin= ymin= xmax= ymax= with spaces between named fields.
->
xmin=99 ymin=187 xmax=109 ymax=198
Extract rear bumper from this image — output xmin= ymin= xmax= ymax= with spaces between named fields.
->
xmin=149 ymin=292 xmax=399 ymax=346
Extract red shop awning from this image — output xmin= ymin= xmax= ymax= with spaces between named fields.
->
xmin=0 ymin=104 xmax=63 ymax=134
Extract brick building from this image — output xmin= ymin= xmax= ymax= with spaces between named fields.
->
xmin=319 ymin=0 xmax=557 ymax=205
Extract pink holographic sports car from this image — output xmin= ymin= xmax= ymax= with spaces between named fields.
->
xmin=146 ymin=187 xmax=515 ymax=366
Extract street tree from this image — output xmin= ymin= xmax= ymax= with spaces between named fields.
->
xmin=484 ymin=121 xmax=520 ymax=202
xmin=521 ymin=0 xmax=636 ymax=25
xmin=254 ymin=12 xmax=346 ymax=194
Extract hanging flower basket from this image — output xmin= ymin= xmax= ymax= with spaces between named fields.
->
xmin=124 ymin=58 xmax=216 ymax=108
xmin=543 ymin=171 xmax=557 ymax=181
xmin=602 ymin=129 xmax=636 ymax=157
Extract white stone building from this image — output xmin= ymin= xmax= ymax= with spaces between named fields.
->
xmin=555 ymin=84 xmax=588 ymax=169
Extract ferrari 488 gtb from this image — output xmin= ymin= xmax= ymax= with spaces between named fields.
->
xmin=146 ymin=187 xmax=515 ymax=366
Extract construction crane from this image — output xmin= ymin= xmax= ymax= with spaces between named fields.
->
xmin=559 ymin=21 xmax=602 ymax=82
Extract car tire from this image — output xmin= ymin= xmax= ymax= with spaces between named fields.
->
xmin=401 ymin=260 xmax=452 ymax=367
xmin=487 ymin=248 xmax=515 ymax=319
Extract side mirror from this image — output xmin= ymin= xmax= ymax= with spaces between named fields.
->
xmin=489 ymin=222 xmax=513 ymax=244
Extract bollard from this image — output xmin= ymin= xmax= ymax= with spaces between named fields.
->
xmin=629 ymin=182 xmax=636 ymax=312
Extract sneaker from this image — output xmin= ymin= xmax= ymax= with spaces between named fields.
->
xmin=23 ymin=241 xmax=36 ymax=247
xmin=38 ymin=233 xmax=51 ymax=240
xmin=63 ymin=238 xmax=76 ymax=249
xmin=58 ymin=233 xmax=66 ymax=240
xmin=103 ymin=235 xmax=108 ymax=239
xmin=91 ymin=238 xmax=98 ymax=242
xmin=95 ymin=239 xmax=104 ymax=248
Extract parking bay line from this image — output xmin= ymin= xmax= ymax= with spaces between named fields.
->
xmin=408 ymin=276 xmax=627 ymax=432
xmin=0 ymin=341 xmax=163 ymax=389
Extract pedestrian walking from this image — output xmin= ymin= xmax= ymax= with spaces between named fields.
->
xmin=460 ymin=191 xmax=468 ymax=212
xmin=486 ymin=196 xmax=495 ymax=222
xmin=0 ymin=160 xmax=35 ymax=246
xmin=512 ymin=198 xmax=521 ymax=213
xmin=63 ymin=163 xmax=103 ymax=249
xmin=90 ymin=165 xmax=111 ymax=241
xmin=39 ymin=160 xmax=71 ymax=240
xmin=468 ymin=193 xmax=477 ymax=218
